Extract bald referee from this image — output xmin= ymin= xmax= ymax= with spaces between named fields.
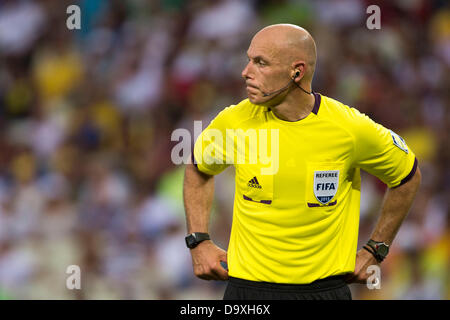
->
xmin=183 ymin=24 xmax=421 ymax=300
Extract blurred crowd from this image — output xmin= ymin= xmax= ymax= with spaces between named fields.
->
xmin=0 ymin=0 xmax=448 ymax=299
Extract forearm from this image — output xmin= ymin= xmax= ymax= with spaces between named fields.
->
xmin=370 ymin=167 xmax=422 ymax=245
xmin=183 ymin=163 xmax=215 ymax=234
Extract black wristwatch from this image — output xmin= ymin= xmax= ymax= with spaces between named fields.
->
xmin=363 ymin=239 xmax=390 ymax=263
xmin=185 ymin=232 xmax=210 ymax=249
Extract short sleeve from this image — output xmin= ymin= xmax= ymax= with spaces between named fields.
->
xmin=193 ymin=107 xmax=233 ymax=176
xmin=352 ymin=109 xmax=417 ymax=188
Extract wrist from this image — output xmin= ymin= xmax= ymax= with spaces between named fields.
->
xmin=185 ymin=232 xmax=210 ymax=249
xmin=363 ymin=239 xmax=390 ymax=263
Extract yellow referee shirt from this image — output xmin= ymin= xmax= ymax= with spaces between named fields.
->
xmin=193 ymin=93 xmax=417 ymax=284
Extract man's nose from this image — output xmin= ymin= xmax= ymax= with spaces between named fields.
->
xmin=242 ymin=62 xmax=251 ymax=79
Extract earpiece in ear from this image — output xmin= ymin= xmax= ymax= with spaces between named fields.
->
xmin=294 ymin=71 xmax=300 ymax=79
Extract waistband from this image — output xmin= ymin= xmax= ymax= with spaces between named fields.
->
xmin=228 ymin=275 xmax=347 ymax=292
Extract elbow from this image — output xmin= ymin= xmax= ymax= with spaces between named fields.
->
xmin=390 ymin=162 xmax=421 ymax=191
xmin=399 ymin=164 xmax=421 ymax=193
xmin=414 ymin=165 xmax=422 ymax=188
xmin=185 ymin=162 xmax=214 ymax=182
xmin=415 ymin=165 xmax=422 ymax=182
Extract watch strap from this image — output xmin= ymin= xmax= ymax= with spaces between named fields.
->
xmin=185 ymin=232 xmax=210 ymax=248
xmin=363 ymin=245 xmax=381 ymax=262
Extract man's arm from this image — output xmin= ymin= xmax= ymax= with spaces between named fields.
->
xmin=184 ymin=162 xmax=215 ymax=234
xmin=183 ymin=163 xmax=228 ymax=281
xmin=370 ymin=166 xmax=421 ymax=244
xmin=347 ymin=166 xmax=422 ymax=283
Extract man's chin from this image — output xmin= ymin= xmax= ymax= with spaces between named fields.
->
xmin=248 ymin=95 xmax=266 ymax=105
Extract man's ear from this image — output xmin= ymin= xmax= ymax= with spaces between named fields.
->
xmin=291 ymin=61 xmax=306 ymax=80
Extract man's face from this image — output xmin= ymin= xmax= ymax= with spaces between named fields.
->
xmin=242 ymin=34 xmax=290 ymax=105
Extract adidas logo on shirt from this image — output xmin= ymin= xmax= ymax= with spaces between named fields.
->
xmin=247 ymin=177 xmax=262 ymax=189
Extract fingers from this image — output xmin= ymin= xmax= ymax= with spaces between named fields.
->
xmin=196 ymin=273 xmax=215 ymax=281
xmin=190 ymin=242 xmax=229 ymax=281
xmin=345 ymin=249 xmax=380 ymax=284
xmin=211 ymin=263 xmax=229 ymax=281
xmin=220 ymin=251 xmax=228 ymax=263
xmin=344 ymin=273 xmax=355 ymax=284
xmin=344 ymin=271 xmax=365 ymax=284
xmin=193 ymin=265 xmax=214 ymax=280
xmin=345 ymin=273 xmax=368 ymax=284
xmin=194 ymin=261 xmax=228 ymax=281
xmin=215 ymin=251 xmax=229 ymax=280
xmin=344 ymin=268 xmax=377 ymax=284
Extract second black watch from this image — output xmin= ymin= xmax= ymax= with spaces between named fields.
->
xmin=363 ymin=239 xmax=390 ymax=263
xmin=185 ymin=232 xmax=210 ymax=249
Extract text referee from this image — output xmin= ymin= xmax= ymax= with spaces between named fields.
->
xmin=183 ymin=24 xmax=421 ymax=300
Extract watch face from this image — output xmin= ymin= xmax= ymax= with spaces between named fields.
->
xmin=185 ymin=233 xmax=209 ymax=249
xmin=185 ymin=235 xmax=196 ymax=248
xmin=376 ymin=244 xmax=389 ymax=256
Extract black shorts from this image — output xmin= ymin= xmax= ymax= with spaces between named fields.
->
xmin=223 ymin=275 xmax=352 ymax=300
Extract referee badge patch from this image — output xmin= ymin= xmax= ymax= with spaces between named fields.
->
xmin=313 ymin=170 xmax=339 ymax=205
xmin=390 ymin=130 xmax=408 ymax=153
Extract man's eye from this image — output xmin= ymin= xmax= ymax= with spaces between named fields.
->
xmin=258 ymin=60 xmax=266 ymax=66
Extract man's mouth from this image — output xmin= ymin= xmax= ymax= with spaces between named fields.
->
xmin=246 ymin=85 xmax=259 ymax=94
xmin=246 ymin=83 xmax=258 ymax=89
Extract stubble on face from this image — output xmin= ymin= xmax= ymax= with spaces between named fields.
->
xmin=244 ymin=34 xmax=288 ymax=104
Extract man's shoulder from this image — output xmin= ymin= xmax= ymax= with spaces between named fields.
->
xmin=320 ymin=94 xmax=370 ymax=128
xmin=212 ymin=98 xmax=266 ymax=127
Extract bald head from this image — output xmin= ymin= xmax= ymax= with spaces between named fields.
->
xmin=252 ymin=24 xmax=317 ymax=81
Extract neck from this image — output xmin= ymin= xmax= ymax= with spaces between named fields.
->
xmin=268 ymin=84 xmax=315 ymax=122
